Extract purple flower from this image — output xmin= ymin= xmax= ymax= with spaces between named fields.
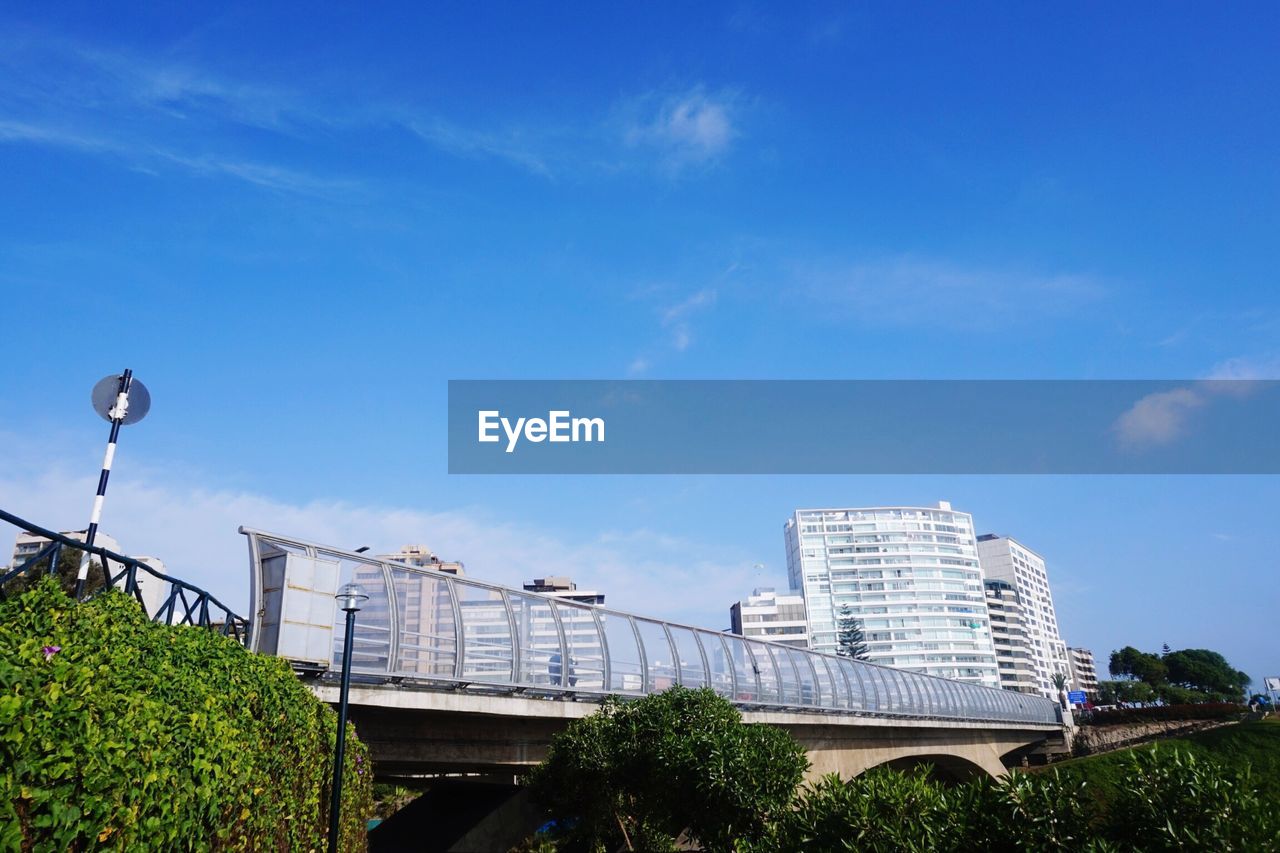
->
xmin=42 ymin=645 xmax=61 ymax=661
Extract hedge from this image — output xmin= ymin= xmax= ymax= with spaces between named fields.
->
xmin=1080 ymin=702 xmax=1246 ymax=727
xmin=0 ymin=578 xmax=372 ymax=850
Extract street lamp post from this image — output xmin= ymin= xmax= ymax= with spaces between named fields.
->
xmin=327 ymin=582 xmax=368 ymax=853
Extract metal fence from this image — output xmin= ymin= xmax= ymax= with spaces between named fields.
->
xmin=242 ymin=527 xmax=1061 ymax=727
xmin=0 ymin=508 xmax=248 ymax=641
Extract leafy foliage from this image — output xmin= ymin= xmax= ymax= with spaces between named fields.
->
xmin=835 ymin=605 xmax=870 ymax=661
xmin=1080 ymin=702 xmax=1245 ymax=726
xmin=0 ymin=546 xmax=107 ymax=601
xmin=1100 ymin=747 xmax=1277 ymax=849
xmin=0 ymin=578 xmax=372 ymax=850
xmin=1106 ymin=644 xmax=1249 ymax=704
xmin=1109 ymin=646 xmax=1167 ymax=687
xmin=525 ymin=686 xmax=808 ymax=852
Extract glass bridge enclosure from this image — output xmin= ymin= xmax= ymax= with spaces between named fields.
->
xmin=242 ymin=528 xmax=1060 ymax=726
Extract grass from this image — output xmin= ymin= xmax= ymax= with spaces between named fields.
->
xmin=1043 ymin=717 xmax=1280 ymax=802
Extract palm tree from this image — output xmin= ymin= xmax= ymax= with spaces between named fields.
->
xmin=1052 ymin=671 xmax=1069 ymax=710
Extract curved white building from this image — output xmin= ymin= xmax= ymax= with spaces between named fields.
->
xmin=784 ymin=501 xmax=1000 ymax=687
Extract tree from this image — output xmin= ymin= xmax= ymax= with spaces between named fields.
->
xmin=836 ymin=604 xmax=870 ymax=661
xmin=0 ymin=545 xmax=107 ymax=601
xmin=1097 ymin=679 xmax=1156 ymax=706
xmin=1051 ymin=671 xmax=1071 ymax=712
xmin=1163 ymin=649 xmax=1251 ymax=701
xmin=1109 ymin=646 xmax=1167 ymax=687
xmin=526 ymin=686 xmax=808 ymax=852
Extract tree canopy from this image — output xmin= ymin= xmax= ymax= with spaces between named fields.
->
xmin=525 ymin=686 xmax=808 ymax=852
xmin=1107 ymin=644 xmax=1249 ymax=704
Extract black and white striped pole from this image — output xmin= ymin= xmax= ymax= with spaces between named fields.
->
xmin=75 ymin=370 xmax=150 ymax=599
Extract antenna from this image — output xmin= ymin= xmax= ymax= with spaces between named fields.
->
xmin=75 ymin=370 xmax=151 ymax=598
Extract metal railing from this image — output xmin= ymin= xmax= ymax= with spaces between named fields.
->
xmin=243 ymin=527 xmax=1062 ymax=727
xmin=0 ymin=508 xmax=248 ymax=641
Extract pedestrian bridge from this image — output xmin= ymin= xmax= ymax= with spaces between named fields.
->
xmin=242 ymin=528 xmax=1066 ymax=780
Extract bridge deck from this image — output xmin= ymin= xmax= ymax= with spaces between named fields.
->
xmin=242 ymin=527 xmax=1062 ymax=727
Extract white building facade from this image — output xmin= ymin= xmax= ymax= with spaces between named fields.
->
xmin=729 ymin=587 xmax=809 ymax=648
xmin=1067 ymin=646 xmax=1099 ymax=698
xmin=784 ymin=502 xmax=1001 ymax=686
xmin=976 ymin=534 xmax=1070 ymax=700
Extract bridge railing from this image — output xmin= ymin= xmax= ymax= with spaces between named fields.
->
xmin=0 ymin=508 xmax=249 ymax=641
xmin=241 ymin=527 xmax=1061 ymax=727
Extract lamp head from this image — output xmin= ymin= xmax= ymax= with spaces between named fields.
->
xmin=336 ymin=582 xmax=369 ymax=613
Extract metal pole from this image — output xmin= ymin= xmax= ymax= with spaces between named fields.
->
xmin=75 ymin=369 xmax=132 ymax=599
xmin=328 ymin=606 xmax=357 ymax=853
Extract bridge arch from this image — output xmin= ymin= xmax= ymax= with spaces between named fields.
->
xmin=863 ymin=753 xmax=993 ymax=784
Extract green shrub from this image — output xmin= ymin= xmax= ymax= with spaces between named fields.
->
xmin=0 ymin=578 xmax=372 ymax=851
xmin=1100 ymin=747 xmax=1279 ymax=850
xmin=960 ymin=769 xmax=1099 ymax=852
xmin=525 ymin=686 xmax=808 ymax=852
xmin=762 ymin=768 xmax=958 ymax=852
xmin=1080 ymin=703 xmax=1245 ymax=726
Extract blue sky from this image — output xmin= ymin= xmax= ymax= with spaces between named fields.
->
xmin=1 ymin=3 xmax=1278 ymax=688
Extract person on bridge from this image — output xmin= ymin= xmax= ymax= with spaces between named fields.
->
xmin=548 ymin=651 xmax=577 ymax=688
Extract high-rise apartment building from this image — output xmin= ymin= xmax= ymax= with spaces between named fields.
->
xmin=984 ymin=579 xmax=1038 ymax=694
xmin=1067 ymin=647 xmax=1099 ymax=699
xmin=784 ymin=502 xmax=1000 ymax=686
xmin=729 ymin=587 xmax=809 ymax=648
xmin=353 ymin=544 xmax=465 ymax=675
xmin=976 ymin=534 xmax=1069 ymax=700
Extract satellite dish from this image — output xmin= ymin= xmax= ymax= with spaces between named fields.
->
xmin=91 ymin=373 xmax=151 ymax=425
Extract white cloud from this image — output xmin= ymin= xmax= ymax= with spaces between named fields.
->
xmin=0 ymin=459 xmax=757 ymax=629
xmin=1111 ymin=354 xmax=1278 ymax=450
xmin=623 ymin=87 xmax=741 ymax=172
xmin=1112 ymin=387 xmax=1206 ymax=448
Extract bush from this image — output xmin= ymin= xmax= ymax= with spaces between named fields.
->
xmin=0 ymin=578 xmax=372 ymax=850
xmin=525 ymin=686 xmax=808 ymax=852
xmin=1080 ymin=703 xmax=1245 ymax=726
xmin=760 ymin=768 xmax=957 ymax=852
xmin=1100 ymin=747 xmax=1278 ymax=850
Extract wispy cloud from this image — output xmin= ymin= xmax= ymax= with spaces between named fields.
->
xmin=1 ymin=34 xmax=747 ymax=187
xmin=797 ymin=256 xmax=1106 ymax=329
xmin=627 ymin=262 xmax=739 ymax=374
xmin=0 ymin=119 xmax=359 ymax=196
xmin=621 ymin=86 xmax=741 ymax=173
xmin=407 ymin=117 xmax=554 ymax=177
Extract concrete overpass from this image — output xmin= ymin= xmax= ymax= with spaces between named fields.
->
xmin=313 ymin=684 xmax=1064 ymax=783
xmin=243 ymin=527 xmax=1067 ymax=782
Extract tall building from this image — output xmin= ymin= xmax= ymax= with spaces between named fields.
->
xmin=1067 ymin=647 xmax=1099 ymax=699
xmin=729 ymin=587 xmax=809 ymax=648
xmin=984 ymin=579 xmax=1039 ymax=693
xmin=352 ymin=544 xmax=465 ymax=675
xmin=784 ymin=502 xmax=1000 ymax=686
xmin=976 ymin=534 xmax=1070 ymax=700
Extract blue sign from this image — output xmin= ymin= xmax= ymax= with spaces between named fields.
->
xmin=1067 ymin=690 xmax=1088 ymax=704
